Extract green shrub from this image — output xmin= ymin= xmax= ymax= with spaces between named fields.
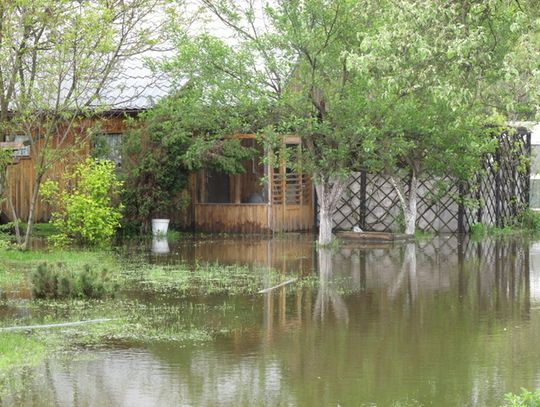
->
xmin=41 ymin=158 xmax=123 ymax=247
xmin=518 ymin=209 xmax=540 ymax=232
xmin=31 ymin=262 xmax=116 ymax=299
xmin=120 ymin=93 xmax=255 ymax=234
xmin=502 ymin=388 xmax=540 ymax=407
xmin=79 ymin=265 xmax=112 ymax=298
xmin=470 ymin=222 xmax=488 ymax=238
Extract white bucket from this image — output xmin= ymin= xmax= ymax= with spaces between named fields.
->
xmin=151 ymin=218 xmax=170 ymax=236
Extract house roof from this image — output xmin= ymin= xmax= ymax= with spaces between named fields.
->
xmin=96 ymin=52 xmax=171 ymax=111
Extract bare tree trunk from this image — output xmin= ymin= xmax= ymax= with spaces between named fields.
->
xmin=318 ymin=203 xmax=334 ymax=245
xmin=2 ymin=165 xmax=22 ymax=243
xmin=8 ymin=193 xmax=21 ymax=244
xmin=315 ymin=176 xmax=347 ymax=245
xmin=23 ymin=178 xmax=41 ymax=250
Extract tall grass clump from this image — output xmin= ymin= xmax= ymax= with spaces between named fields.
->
xmin=31 ymin=262 xmax=117 ymax=299
xmin=517 ymin=209 xmax=540 ymax=233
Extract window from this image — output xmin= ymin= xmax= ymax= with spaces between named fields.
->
xmin=6 ymin=135 xmax=31 ymax=158
xmin=92 ymin=133 xmax=122 ymax=167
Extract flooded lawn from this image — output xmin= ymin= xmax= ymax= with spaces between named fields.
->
xmin=1 ymin=234 xmax=540 ymax=406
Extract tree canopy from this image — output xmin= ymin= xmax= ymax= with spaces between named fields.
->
xmin=0 ymin=0 xmax=167 ymax=248
xmin=170 ymin=0 xmax=540 ymax=240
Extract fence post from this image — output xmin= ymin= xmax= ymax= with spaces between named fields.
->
xmin=360 ymin=170 xmax=367 ymax=230
xmin=495 ymin=146 xmax=501 ymax=227
xmin=526 ymin=130 xmax=532 ymax=208
xmin=476 ymin=173 xmax=482 ymax=225
xmin=458 ymin=182 xmax=465 ymax=234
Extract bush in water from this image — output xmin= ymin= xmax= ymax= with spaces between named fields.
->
xmin=31 ymin=262 xmax=117 ymax=299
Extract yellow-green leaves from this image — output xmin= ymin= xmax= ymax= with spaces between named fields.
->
xmin=44 ymin=159 xmax=123 ymax=247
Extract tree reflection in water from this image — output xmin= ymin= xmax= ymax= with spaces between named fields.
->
xmin=2 ymin=236 xmax=540 ymax=407
xmin=313 ymin=248 xmax=349 ymax=324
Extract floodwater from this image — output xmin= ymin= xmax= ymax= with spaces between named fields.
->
xmin=3 ymin=235 xmax=540 ymax=407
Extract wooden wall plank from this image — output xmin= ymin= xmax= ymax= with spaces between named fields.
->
xmin=1 ymin=116 xmax=127 ymax=223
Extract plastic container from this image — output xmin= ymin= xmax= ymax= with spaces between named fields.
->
xmin=151 ymin=218 xmax=170 ymax=236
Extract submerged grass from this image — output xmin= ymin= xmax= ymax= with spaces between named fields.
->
xmin=0 ymin=248 xmax=121 ymax=293
xmin=0 ymin=243 xmax=316 ymax=398
xmin=0 ymin=248 xmax=118 ymax=270
xmin=0 ymin=332 xmax=49 ymax=397
xmin=133 ymin=262 xmax=289 ymax=296
xmin=0 ymin=333 xmax=46 ymax=373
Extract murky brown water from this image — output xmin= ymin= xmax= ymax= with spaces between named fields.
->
xmin=3 ymin=235 xmax=540 ymax=407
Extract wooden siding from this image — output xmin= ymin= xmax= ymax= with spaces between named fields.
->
xmin=194 ymin=204 xmax=270 ymax=233
xmin=2 ymin=116 xmax=128 ymax=222
xmin=193 ymin=203 xmax=313 ymax=233
xmin=271 ymin=204 xmax=313 ymax=232
xmin=189 ymin=135 xmax=314 ymax=233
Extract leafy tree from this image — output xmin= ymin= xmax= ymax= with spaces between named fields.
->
xmin=346 ymin=0 xmax=540 ymax=234
xmin=175 ymin=0 xmax=374 ymax=244
xmin=121 ymin=86 xmax=257 ymax=233
xmin=0 ymin=0 xmax=167 ymax=249
xmin=192 ymin=0 xmax=539 ymax=240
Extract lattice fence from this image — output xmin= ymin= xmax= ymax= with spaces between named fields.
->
xmin=326 ymin=129 xmax=531 ymax=233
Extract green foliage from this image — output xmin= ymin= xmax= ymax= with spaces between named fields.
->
xmin=469 ymin=208 xmax=540 ymax=238
xmin=517 ymin=209 xmax=540 ymax=232
xmin=41 ymin=158 xmax=123 ymax=247
xmin=502 ymin=388 xmax=540 ymax=407
xmin=470 ymin=222 xmax=524 ymax=239
xmin=414 ymin=230 xmax=434 ymax=241
xmin=31 ymin=262 xmax=116 ymax=300
xmin=27 ymin=222 xmax=59 ymax=238
xmin=0 ymin=224 xmax=14 ymax=249
xmin=0 ymin=0 xmax=167 ymax=249
xmin=121 ymin=87 xmax=256 ymax=232
xmin=470 ymin=223 xmax=489 ymax=238
xmin=179 ymin=0 xmax=540 ymax=239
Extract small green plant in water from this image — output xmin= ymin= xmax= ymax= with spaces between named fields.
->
xmin=470 ymin=223 xmax=488 ymax=238
xmin=31 ymin=262 xmax=117 ymax=299
xmin=517 ymin=209 xmax=540 ymax=232
xmin=315 ymin=236 xmax=342 ymax=250
xmin=502 ymin=388 xmax=540 ymax=406
xmin=414 ymin=230 xmax=434 ymax=241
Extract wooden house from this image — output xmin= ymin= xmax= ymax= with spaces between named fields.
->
xmin=188 ymin=134 xmax=314 ymax=233
xmin=0 ymin=113 xmax=132 ymax=223
xmin=1 ymin=121 xmax=314 ymax=233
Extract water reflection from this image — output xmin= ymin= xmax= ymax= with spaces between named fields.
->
xmin=313 ymin=248 xmax=349 ymax=324
xmin=140 ymin=234 xmax=315 ymax=274
xmin=151 ymin=236 xmax=170 ymax=254
xmin=3 ymin=235 xmax=540 ymax=407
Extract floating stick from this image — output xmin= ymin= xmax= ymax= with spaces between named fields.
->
xmin=258 ymin=278 xmax=298 ymax=294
